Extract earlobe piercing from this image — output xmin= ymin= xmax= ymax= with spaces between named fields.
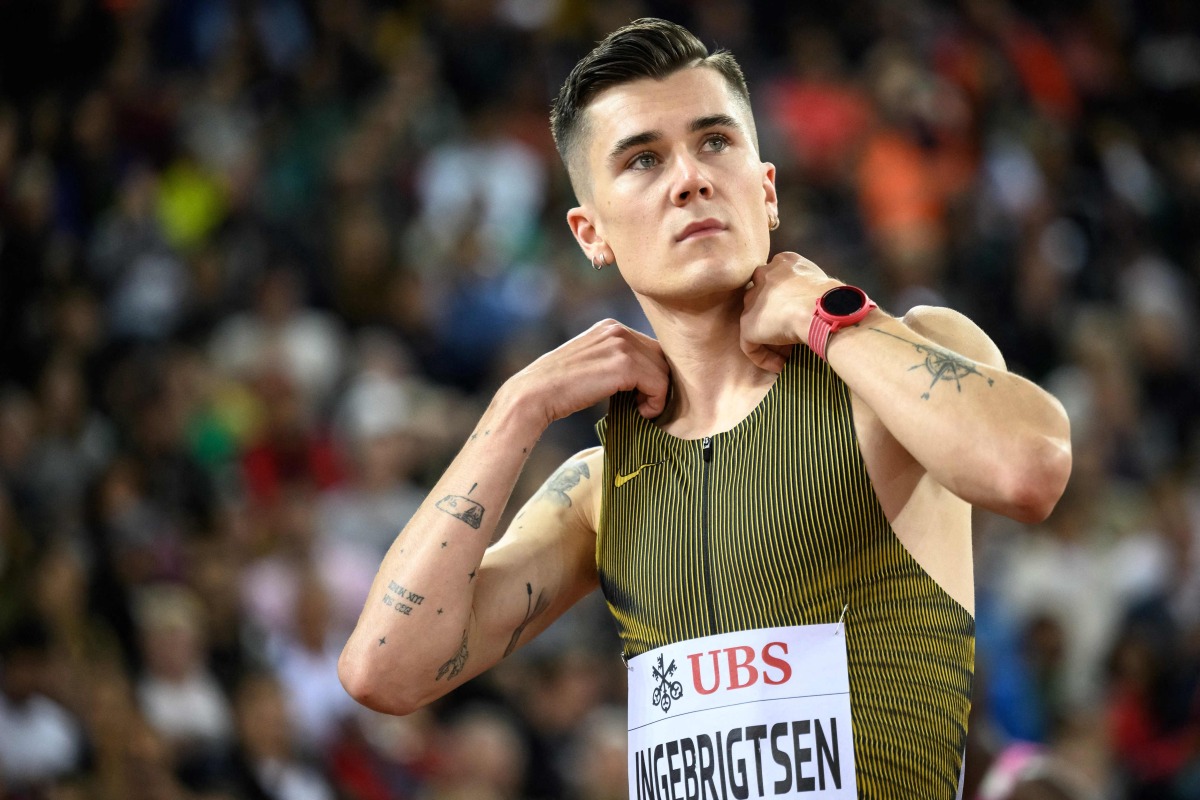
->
xmin=592 ymin=253 xmax=609 ymax=270
xmin=768 ymin=214 xmax=780 ymax=232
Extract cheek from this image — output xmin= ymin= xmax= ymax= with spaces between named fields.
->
xmin=602 ymin=202 xmax=659 ymax=252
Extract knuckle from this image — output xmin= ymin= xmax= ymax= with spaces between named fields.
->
xmin=589 ymin=318 xmax=622 ymax=337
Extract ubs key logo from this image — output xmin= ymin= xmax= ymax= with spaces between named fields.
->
xmin=651 ymin=654 xmax=683 ymax=713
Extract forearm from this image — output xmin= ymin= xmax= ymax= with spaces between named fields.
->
xmin=340 ymin=318 xmax=671 ymax=713
xmin=338 ymin=384 xmax=543 ymax=712
xmin=827 ymin=311 xmax=1071 ymax=520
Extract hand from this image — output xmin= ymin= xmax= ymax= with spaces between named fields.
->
xmin=740 ymin=252 xmax=840 ymax=372
xmin=505 ymin=320 xmax=671 ymax=425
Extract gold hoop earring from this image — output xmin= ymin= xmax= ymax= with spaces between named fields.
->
xmin=768 ymin=214 xmax=780 ymax=232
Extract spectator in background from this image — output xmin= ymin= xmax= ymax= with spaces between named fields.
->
xmin=0 ymin=618 xmax=85 ymax=794
xmin=132 ymin=583 xmax=235 ymax=783
xmin=564 ymin=705 xmax=627 ymax=800
xmin=320 ymin=370 xmax=426 ymax=559
xmin=24 ymin=354 xmax=115 ymax=540
xmin=208 ymin=265 xmax=347 ymax=417
xmin=266 ymin=571 xmax=357 ymax=754
xmin=424 ymin=705 xmax=529 ymax=800
xmin=225 ymin=670 xmax=337 ymax=800
xmin=0 ymin=481 xmax=37 ymax=639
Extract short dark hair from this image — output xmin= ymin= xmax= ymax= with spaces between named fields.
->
xmin=551 ymin=18 xmax=753 ymax=195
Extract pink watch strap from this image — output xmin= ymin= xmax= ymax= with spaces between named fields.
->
xmin=808 ymin=315 xmax=834 ymax=361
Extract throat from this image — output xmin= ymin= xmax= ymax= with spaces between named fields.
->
xmin=656 ymin=359 xmax=780 ymax=440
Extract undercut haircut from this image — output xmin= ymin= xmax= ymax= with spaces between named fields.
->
xmin=551 ymin=18 xmax=754 ymax=197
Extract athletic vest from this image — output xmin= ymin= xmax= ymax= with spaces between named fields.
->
xmin=596 ymin=347 xmax=974 ymax=799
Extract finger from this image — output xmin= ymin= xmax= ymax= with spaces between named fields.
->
xmin=743 ymin=343 xmax=786 ymax=373
xmin=630 ymin=355 xmax=671 ymax=417
xmin=636 ymin=389 xmax=667 ymax=418
xmin=623 ymin=325 xmax=666 ymax=357
xmin=743 ymin=340 xmax=791 ymax=371
xmin=598 ymin=328 xmax=669 ymax=416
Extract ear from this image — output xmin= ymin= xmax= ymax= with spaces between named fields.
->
xmin=567 ymin=205 xmax=609 ymax=264
xmin=761 ymin=161 xmax=779 ymax=222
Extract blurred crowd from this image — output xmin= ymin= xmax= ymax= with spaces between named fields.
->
xmin=0 ymin=0 xmax=1198 ymax=798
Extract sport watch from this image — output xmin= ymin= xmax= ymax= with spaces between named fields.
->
xmin=807 ymin=285 xmax=877 ymax=361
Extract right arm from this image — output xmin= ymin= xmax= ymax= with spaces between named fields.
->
xmin=337 ymin=320 xmax=667 ymax=715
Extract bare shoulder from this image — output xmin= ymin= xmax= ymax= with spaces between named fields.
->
xmin=557 ymin=446 xmax=603 ymax=533
xmin=901 ymin=305 xmax=1006 ymax=370
xmin=519 ymin=446 xmax=604 ymax=534
xmin=482 ymin=446 xmax=603 ymax=583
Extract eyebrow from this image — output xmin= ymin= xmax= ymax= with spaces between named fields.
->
xmin=606 ymin=113 xmax=744 ymax=166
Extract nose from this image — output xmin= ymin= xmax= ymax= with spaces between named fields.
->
xmin=670 ymin=152 xmax=713 ymax=206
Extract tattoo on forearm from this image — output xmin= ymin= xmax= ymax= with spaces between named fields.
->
xmin=436 ymin=495 xmax=485 ymax=528
xmin=870 ymin=328 xmax=995 ymax=399
xmin=382 ymin=580 xmax=426 ymax=616
xmin=539 ymin=462 xmax=591 ymax=507
xmin=436 ymin=630 xmax=469 ymax=681
xmin=504 ymin=582 xmax=551 ymax=657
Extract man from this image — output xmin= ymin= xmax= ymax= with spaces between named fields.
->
xmin=339 ymin=18 xmax=1071 ymax=798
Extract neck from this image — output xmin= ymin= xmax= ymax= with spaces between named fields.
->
xmin=638 ymin=288 xmax=777 ymax=439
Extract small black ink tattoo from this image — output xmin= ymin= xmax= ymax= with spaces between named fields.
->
xmin=871 ymin=328 xmax=995 ymax=399
xmin=504 ymin=582 xmax=550 ymax=657
xmin=384 ymin=581 xmax=422 ymax=615
xmin=441 ymin=541 xmax=447 ymax=548
xmin=469 ymin=482 xmax=477 ymax=495
xmin=468 ymin=569 xmax=477 ymax=582
xmin=539 ymin=461 xmax=591 ymax=508
xmin=437 ymin=608 xmax=443 ymax=614
xmin=378 ymin=636 xmax=387 ymax=646
xmin=436 ymin=495 xmax=485 ymax=529
xmin=436 ymin=630 xmax=469 ymax=681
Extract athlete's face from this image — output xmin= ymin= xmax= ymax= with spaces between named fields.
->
xmin=568 ymin=67 xmax=778 ymax=305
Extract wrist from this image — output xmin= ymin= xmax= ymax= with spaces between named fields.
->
xmin=807 ymin=284 xmax=877 ymax=361
xmin=489 ymin=380 xmax=553 ymax=440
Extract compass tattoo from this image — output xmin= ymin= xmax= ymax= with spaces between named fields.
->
xmin=871 ymin=328 xmax=995 ymax=399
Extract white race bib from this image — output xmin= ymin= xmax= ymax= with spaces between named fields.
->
xmin=626 ymin=624 xmax=857 ymax=800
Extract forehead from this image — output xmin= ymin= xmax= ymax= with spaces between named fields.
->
xmin=582 ymin=67 xmax=749 ymax=161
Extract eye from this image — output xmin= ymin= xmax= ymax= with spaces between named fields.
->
xmin=629 ymin=151 xmax=659 ymax=171
xmin=703 ymin=133 xmax=730 ymax=152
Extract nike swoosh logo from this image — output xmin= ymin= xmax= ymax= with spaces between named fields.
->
xmin=614 ymin=461 xmax=664 ymax=487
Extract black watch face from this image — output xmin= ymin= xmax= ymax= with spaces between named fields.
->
xmin=822 ymin=286 xmax=865 ymax=316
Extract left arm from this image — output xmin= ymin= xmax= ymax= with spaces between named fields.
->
xmin=741 ymin=252 xmax=1071 ymax=523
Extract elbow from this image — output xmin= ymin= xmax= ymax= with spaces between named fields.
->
xmin=338 ymin=645 xmax=425 ymax=717
xmin=998 ymin=433 xmax=1073 ymax=524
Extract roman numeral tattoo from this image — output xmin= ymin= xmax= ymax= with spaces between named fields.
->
xmin=504 ymin=583 xmax=550 ymax=657
xmin=435 ymin=630 xmax=469 ymax=681
xmin=381 ymin=580 xmax=426 ymax=615
xmin=539 ymin=461 xmax=590 ymax=508
xmin=870 ymin=328 xmax=995 ymax=399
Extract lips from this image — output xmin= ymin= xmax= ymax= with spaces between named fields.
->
xmin=675 ymin=218 xmax=726 ymax=242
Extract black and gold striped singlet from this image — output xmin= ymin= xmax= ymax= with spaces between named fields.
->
xmin=596 ymin=347 xmax=974 ymax=799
